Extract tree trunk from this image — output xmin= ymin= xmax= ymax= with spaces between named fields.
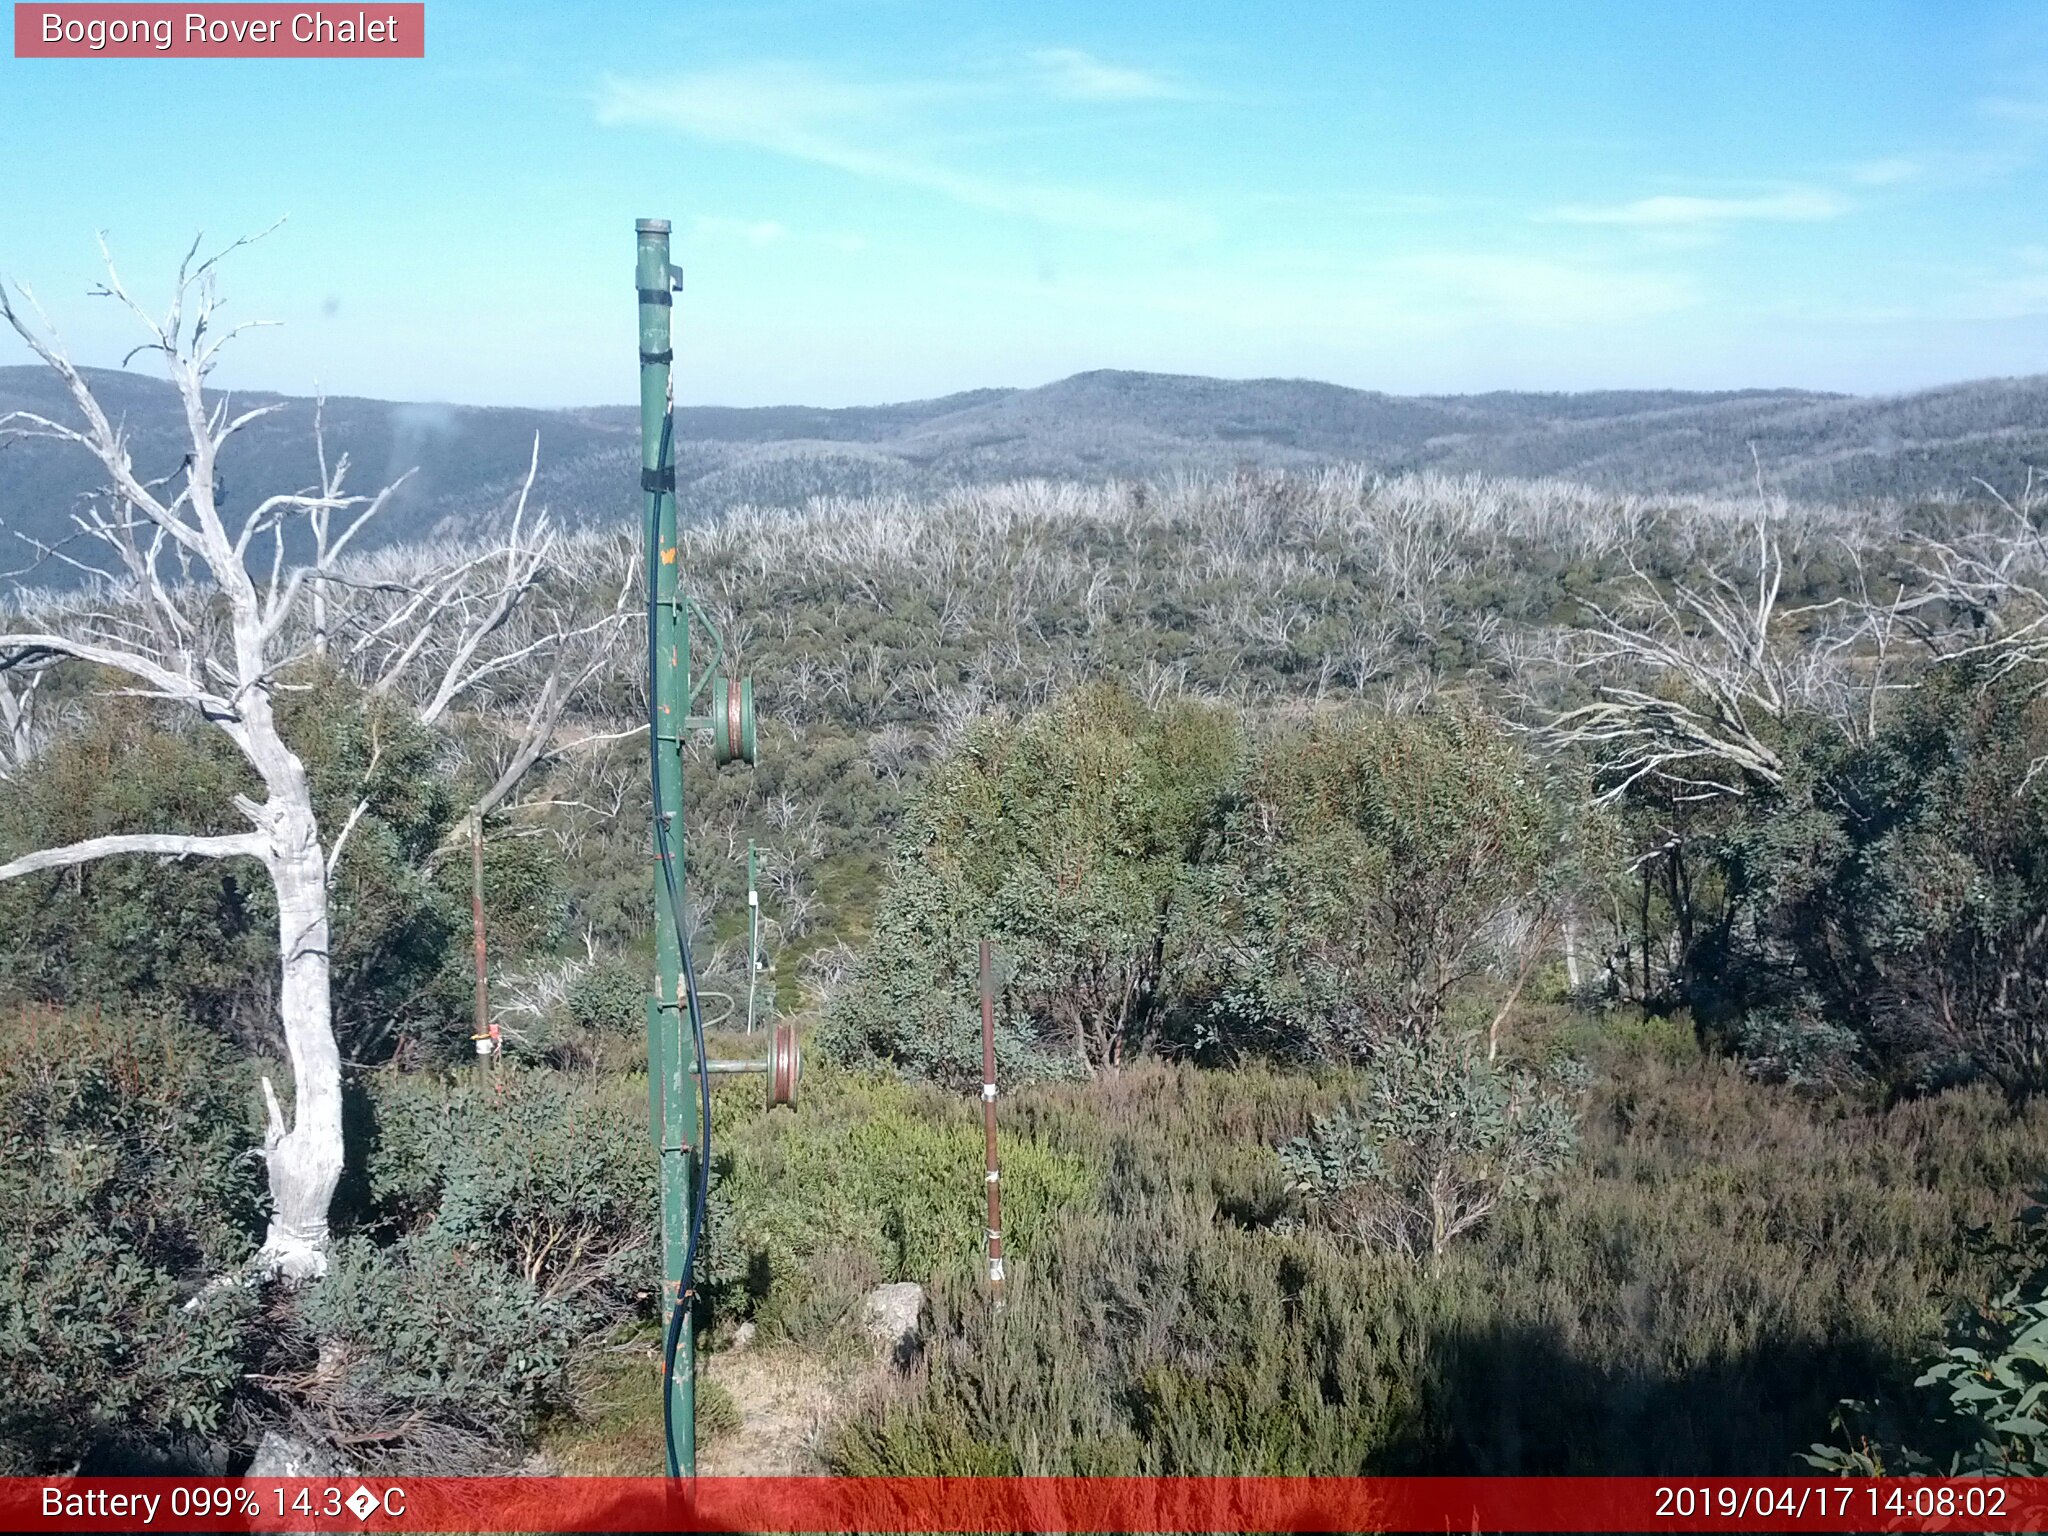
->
xmin=257 ymin=802 xmax=344 ymax=1281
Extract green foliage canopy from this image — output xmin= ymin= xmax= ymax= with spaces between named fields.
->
xmin=822 ymin=685 xmax=1239 ymax=1084
xmin=0 ymin=677 xmax=564 ymax=1065
xmin=1210 ymin=708 xmax=1581 ymax=1061
xmin=0 ymin=1007 xmax=260 ymax=1473
xmin=1684 ymin=668 xmax=2048 ymax=1098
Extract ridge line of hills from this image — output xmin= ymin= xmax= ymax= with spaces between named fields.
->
xmin=4 ymin=363 xmax=2047 ymax=588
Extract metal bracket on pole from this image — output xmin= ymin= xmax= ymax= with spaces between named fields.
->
xmin=697 ymin=1020 xmax=803 ymax=1110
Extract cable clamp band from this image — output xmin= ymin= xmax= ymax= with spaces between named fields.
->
xmin=642 ymin=466 xmax=675 ymax=493
xmin=637 ymin=286 xmax=673 ymax=307
xmin=640 ymin=347 xmax=673 ymax=365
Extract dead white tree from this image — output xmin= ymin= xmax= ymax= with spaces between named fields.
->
xmin=1547 ymin=520 xmax=1804 ymax=805
xmin=0 ymin=236 xmax=609 ymax=1279
xmin=301 ymin=394 xmax=411 ymax=659
xmin=1893 ymin=474 xmax=2048 ymax=689
xmin=0 ymin=235 xmax=362 ymax=1279
xmin=1539 ymin=515 xmax=1896 ymax=1001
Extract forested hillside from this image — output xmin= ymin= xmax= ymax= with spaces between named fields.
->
xmin=10 ymin=363 xmax=2048 ymax=593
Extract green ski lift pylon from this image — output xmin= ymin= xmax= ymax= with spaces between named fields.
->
xmin=638 ymin=217 xmax=793 ymax=1480
xmin=638 ymin=216 xmax=696 ymax=1483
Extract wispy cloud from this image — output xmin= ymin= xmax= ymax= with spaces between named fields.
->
xmin=1028 ymin=47 xmax=1186 ymax=101
xmin=596 ymin=63 xmax=1205 ymax=237
xmin=1849 ymin=157 xmax=1922 ymax=187
xmin=1845 ymin=248 xmax=2048 ymax=324
xmin=1082 ymin=249 xmax=1701 ymax=335
xmin=692 ymin=215 xmax=788 ymax=247
xmin=1979 ymin=95 xmax=2048 ymax=124
xmin=1382 ymin=252 xmax=1700 ymax=327
xmin=1547 ymin=189 xmax=1852 ymax=227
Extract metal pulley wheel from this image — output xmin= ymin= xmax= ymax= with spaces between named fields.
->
xmin=712 ymin=674 xmax=756 ymax=766
xmin=767 ymin=1020 xmax=801 ymax=1109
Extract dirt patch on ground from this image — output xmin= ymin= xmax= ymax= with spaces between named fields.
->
xmin=699 ymin=1342 xmax=870 ymax=1474
xmin=543 ymin=1333 xmax=890 ymax=1475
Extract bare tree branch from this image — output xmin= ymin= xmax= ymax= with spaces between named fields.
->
xmin=0 ymin=830 xmax=265 ymax=882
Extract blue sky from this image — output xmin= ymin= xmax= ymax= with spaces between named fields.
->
xmin=5 ymin=1 xmax=2048 ymax=406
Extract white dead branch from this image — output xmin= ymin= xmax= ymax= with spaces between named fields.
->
xmin=1547 ymin=519 xmax=1806 ymax=805
xmin=1893 ymin=473 xmax=2048 ymax=690
xmin=0 ymin=661 xmax=48 ymax=779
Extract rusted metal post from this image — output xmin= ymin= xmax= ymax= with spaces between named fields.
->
xmin=979 ymin=939 xmax=1005 ymax=1308
xmin=745 ymin=838 xmax=760 ymax=1034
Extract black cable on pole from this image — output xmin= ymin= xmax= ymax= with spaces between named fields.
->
xmin=647 ymin=409 xmax=712 ymax=1484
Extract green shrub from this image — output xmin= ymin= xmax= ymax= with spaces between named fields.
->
xmin=821 ymin=686 xmax=1239 ymax=1084
xmin=295 ymin=685 xmax=468 ymax=1060
xmin=829 ymin=1050 xmax=2048 ymax=1476
xmin=1211 ymin=708 xmax=1581 ymax=1061
xmin=565 ymin=956 xmax=645 ymax=1039
xmin=285 ymin=1232 xmax=577 ymax=1469
xmin=829 ymin=1134 xmax=1426 ymax=1475
xmin=253 ymin=1066 xmax=656 ymax=1472
xmin=1808 ymin=1202 xmax=2048 ymax=1476
xmin=1731 ymin=1002 xmax=1865 ymax=1092
xmin=827 ymin=693 xmax=1590 ymax=1086
xmin=0 ymin=702 xmax=273 ymax=1030
xmin=0 ymin=681 xmax=570 ymax=1065
xmin=429 ymin=828 xmax=567 ymax=981
xmin=0 ymin=687 xmax=464 ymax=1060
xmin=533 ymin=955 xmax=651 ymax=1071
xmin=365 ymin=1067 xmax=657 ymax=1323
xmin=0 ymin=1006 xmax=261 ymax=1472
xmin=1626 ymin=667 xmax=2048 ymax=1102
xmin=707 ymin=1063 xmax=1094 ymax=1342
xmin=1280 ymin=1031 xmax=1584 ymax=1260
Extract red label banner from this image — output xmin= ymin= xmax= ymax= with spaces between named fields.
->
xmin=13 ymin=4 xmax=423 ymax=56
xmin=2 ymin=1476 xmax=2046 ymax=1532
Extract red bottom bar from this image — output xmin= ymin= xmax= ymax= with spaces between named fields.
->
xmin=6 ymin=1476 xmax=2047 ymax=1533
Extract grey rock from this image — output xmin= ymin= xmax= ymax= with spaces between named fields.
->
xmin=247 ymin=1428 xmax=356 ymax=1479
xmin=861 ymin=1281 xmax=926 ymax=1368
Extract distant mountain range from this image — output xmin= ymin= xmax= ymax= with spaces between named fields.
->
xmin=5 ymin=364 xmax=2048 ymax=589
